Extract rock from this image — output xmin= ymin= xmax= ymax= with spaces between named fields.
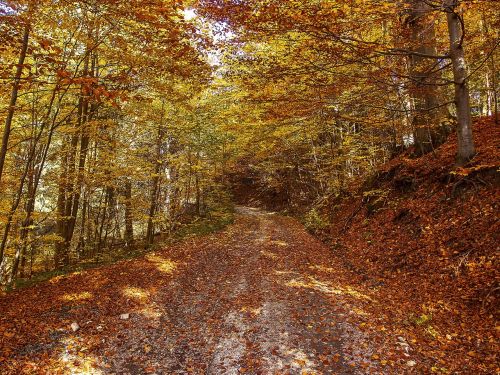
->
xmin=407 ymin=360 xmax=417 ymax=367
xmin=70 ymin=322 xmax=80 ymax=332
xmin=397 ymin=336 xmax=406 ymax=342
xmin=120 ymin=313 xmax=130 ymax=320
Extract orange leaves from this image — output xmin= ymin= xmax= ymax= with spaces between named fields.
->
xmin=324 ymin=118 xmax=499 ymax=373
xmin=38 ymin=38 xmax=52 ymax=50
xmin=56 ymin=70 xmax=71 ymax=79
xmin=3 ymin=331 xmax=15 ymax=339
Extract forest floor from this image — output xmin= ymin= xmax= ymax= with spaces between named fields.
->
xmin=1 ymin=116 xmax=498 ymax=375
xmin=1 ymin=206 xmax=417 ymax=374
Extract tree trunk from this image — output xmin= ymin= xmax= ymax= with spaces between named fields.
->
xmin=0 ymin=25 xmax=30 ymax=185
xmin=405 ymin=1 xmax=445 ymax=155
xmin=146 ymin=165 xmax=161 ymax=248
xmin=124 ymin=180 xmax=134 ymax=245
xmin=445 ymin=0 xmax=475 ymax=165
xmin=54 ymin=50 xmax=93 ymax=265
xmin=491 ymin=54 xmax=498 ymax=124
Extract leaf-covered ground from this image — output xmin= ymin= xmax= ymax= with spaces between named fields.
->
xmin=0 ymin=206 xmax=421 ymax=374
xmin=324 ymin=118 xmax=499 ymax=374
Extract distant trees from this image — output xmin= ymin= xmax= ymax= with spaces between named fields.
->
xmin=197 ymin=0 xmax=497 ymax=202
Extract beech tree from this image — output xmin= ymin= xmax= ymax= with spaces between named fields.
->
xmin=445 ymin=0 xmax=475 ymax=164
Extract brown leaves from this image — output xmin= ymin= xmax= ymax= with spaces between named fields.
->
xmin=325 ymin=118 xmax=499 ymax=373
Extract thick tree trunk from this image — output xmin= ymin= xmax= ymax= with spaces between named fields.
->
xmin=445 ymin=0 xmax=475 ymax=165
xmin=55 ymin=137 xmax=74 ymax=267
xmin=406 ymin=1 xmax=445 ymax=155
xmin=0 ymin=25 xmax=30 ymax=185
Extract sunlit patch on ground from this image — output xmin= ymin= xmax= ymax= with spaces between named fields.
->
xmin=61 ymin=291 xmax=93 ymax=302
xmin=309 ymin=265 xmax=336 ymax=273
xmin=59 ymin=336 xmax=103 ymax=374
xmin=138 ymin=306 xmax=163 ymax=319
xmin=271 ymin=240 xmax=288 ymax=247
xmin=122 ymin=287 xmax=150 ymax=302
xmin=261 ymin=250 xmax=279 ymax=260
xmin=286 ymin=348 xmax=318 ymax=373
xmin=274 ymin=270 xmax=300 ymax=276
xmin=240 ymin=306 xmax=262 ymax=316
xmin=285 ymin=276 xmax=373 ymax=301
xmin=48 ymin=270 xmax=92 ymax=284
xmin=350 ymin=307 xmax=369 ymax=316
xmin=49 ymin=275 xmax=69 ymax=284
xmin=256 ymin=235 xmax=271 ymax=243
xmin=145 ymin=254 xmax=177 ymax=274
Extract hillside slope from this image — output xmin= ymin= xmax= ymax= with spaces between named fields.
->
xmin=324 ymin=117 xmax=499 ymax=373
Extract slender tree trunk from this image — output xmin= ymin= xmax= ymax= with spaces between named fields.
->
xmin=1 ymin=151 xmax=35 ymax=283
xmin=146 ymin=103 xmax=166 ymax=247
xmin=55 ymin=145 xmax=69 ymax=267
xmin=0 ymin=25 xmax=30 ymax=185
xmin=55 ymin=50 xmax=93 ymax=265
xmin=77 ymin=191 xmax=88 ymax=258
xmin=445 ymin=0 xmax=475 ymax=164
xmin=146 ymin=162 xmax=161 ymax=247
xmin=17 ymin=87 xmax=60 ymax=279
xmin=491 ymin=55 xmax=498 ymax=124
xmin=17 ymin=161 xmax=35 ymax=279
xmin=124 ymin=180 xmax=134 ymax=245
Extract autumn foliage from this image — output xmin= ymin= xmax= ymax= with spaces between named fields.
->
xmin=0 ymin=0 xmax=499 ymax=373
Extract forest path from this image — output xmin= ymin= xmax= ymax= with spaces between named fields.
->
xmin=0 ymin=207 xmax=384 ymax=374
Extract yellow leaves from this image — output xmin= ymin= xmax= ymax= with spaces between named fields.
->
xmin=451 ymin=164 xmax=497 ymax=177
xmin=145 ymin=254 xmax=177 ymax=274
xmin=240 ymin=306 xmax=262 ymax=316
xmin=61 ymin=292 xmax=93 ymax=302
xmin=122 ymin=287 xmax=150 ymax=302
xmin=285 ymin=275 xmax=373 ymax=301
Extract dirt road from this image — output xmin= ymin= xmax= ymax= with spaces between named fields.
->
xmin=0 ymin=208 xmax=386 ymax=374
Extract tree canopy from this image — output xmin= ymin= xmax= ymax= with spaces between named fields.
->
xmin=0 ymin=0 xmax=498 ymax=283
